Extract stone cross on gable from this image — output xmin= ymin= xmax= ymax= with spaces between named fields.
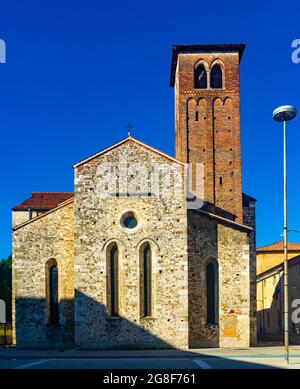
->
xmin=126 ymin=123 xmax=134 ymax=137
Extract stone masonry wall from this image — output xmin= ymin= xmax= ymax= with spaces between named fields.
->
xmin=12 ymin=201 xmax=74 ymax=348
xmin=74 ymin=140 xmax=189 ymax=349
xmin=243 ymin=200 xmax=257 ymax=345
xmin=188 ymin=210 xmax=251 ymax=348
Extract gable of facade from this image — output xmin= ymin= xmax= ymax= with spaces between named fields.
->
xmin=73 ymin=138 xmax=189 ymax=349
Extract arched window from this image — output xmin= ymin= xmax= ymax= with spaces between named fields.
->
xmin=109 ymin=244 xmax=119 ymax=317
xmin=210 ymin=64 xmax=223 ymax=89
xmin=141 ymin=244 xmax=152 ymax=317
xmin=206 ymin=260 xmax=218 ymax=324
xmin=194 ymin=64 xmax=207 ymax=89
xmin=49 ymin=265 xmax=59 ymax=324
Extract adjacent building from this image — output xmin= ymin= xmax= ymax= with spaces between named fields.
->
xmin=257 ymin=241 xmax=300 ymax=344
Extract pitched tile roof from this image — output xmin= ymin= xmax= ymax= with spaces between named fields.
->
xmin=257 ymin=240 xmax=300 ymax=253
xmin=12 ymin=192 xmax=74 ymax=211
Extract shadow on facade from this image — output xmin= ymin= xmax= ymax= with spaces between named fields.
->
xmin=15 ymin=292 xmax=172 ymax=350
xmin=257 ymin=274 xmax=300 ymax=345
xmin=15 ymin=296 xmax=74 ymax=349
xmin=74 ymin=290 xmax=172 ymax=350
xmin=188 ymin=211 xmax=220 ymax=348
xmin=13 ymin=293 xmax=278 ymax=368
xmin=16 ymin=293 xmax=222 ymax=350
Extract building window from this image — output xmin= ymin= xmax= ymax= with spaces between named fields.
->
xmin=210 ymin=64 xmax=223 ymax=89
xmin=108 ymin=244 xmax=119 ymax=317
xmin=121 ymin=211 xmax=139 ymax=231
xmin=122 ymin=214 xmax=137 ymax=229
xmin=206 ymin=260 xmax=218 ymax=324
xmin=141 ymin=244 xmax=152 ymax=317
xmin=194 ymin=64 xmax=207 ymax=89
xmin=49 ymin=265 xmax=59 ymax=325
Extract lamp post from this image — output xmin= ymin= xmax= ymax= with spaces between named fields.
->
xmin=273 ymin=105 xmax=297 ymax=363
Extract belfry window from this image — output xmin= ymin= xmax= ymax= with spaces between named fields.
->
xmin=141 ymin=244 xmax=152 ymax=317
xmin=49 ymin=265 xmax=59 ymax=324
xmin=206 ymin=260 xmax=218 ymax=324
xmin=109 ymin=244 xmax=119 ymax=317
xmin=194 ymin=64 xmax=207 ymax=89
xmin=210 ymin=64 xmax=223 ymax=89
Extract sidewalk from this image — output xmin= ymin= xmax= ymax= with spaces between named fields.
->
xmin=0 ymin=345 xmax=299 ymax=359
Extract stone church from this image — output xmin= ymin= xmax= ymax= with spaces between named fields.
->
xmin=12 ymin=43 xmax=257 ymax=349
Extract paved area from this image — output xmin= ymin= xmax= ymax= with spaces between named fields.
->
xmin=0 ymin=346 xmax=299 ymax=369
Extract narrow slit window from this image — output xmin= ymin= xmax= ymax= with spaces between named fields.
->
xmin=109 ymin=244 xmax=119 ymax=316
xmin=141 ymin=244 xmax=152 ymax=317
xmin=206 ymin=261 xmax=218 ymax=324
xmin=49 ymin=265 xmax=59 ymax=324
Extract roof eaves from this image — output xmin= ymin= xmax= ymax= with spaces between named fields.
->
xmin=12 ymin=197 xmax=74 ymax=231
xmin=191 ymin=208 xmax=252 ymax=232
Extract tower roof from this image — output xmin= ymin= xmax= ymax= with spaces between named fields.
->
xmin=169 ymin=43 xmax=246 ymax=87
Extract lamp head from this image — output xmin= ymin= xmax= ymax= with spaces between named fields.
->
xmin=273 ymin=105 xmax=297 ymax=122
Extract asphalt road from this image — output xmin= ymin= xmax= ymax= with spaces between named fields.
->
xmin=0 ymin=346 xmax=300 ymax=369
xmin=0 ymin=355 xmax=300 ymax=369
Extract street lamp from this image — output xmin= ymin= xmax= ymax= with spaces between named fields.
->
xmin=273 ymin=105 xmax=297 ymax=363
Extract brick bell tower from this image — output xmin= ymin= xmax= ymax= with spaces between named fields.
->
xmin=170 ymin=44 xmax=245 ymax=222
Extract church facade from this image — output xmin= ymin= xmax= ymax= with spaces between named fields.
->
xmin=12 ymin=43 xmax=257 ymax=349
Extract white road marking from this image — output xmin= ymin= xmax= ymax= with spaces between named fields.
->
xmin=192 ymin=358 xmax=213 ymax=369
xmin=15 ymin=359 xmax=49 ymax=369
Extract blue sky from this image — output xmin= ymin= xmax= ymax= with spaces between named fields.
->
xmin=0 ymin=0 xmax=300 ymax=258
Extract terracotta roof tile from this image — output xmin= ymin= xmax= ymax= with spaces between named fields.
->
xmin=257 ymin=240 xmax=300 ymax=252
xmin=12 ymin=192 xmax=74 ymax=211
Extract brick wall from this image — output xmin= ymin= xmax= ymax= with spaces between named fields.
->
xmin=174 ymin=52 xmax=243 ymax=222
